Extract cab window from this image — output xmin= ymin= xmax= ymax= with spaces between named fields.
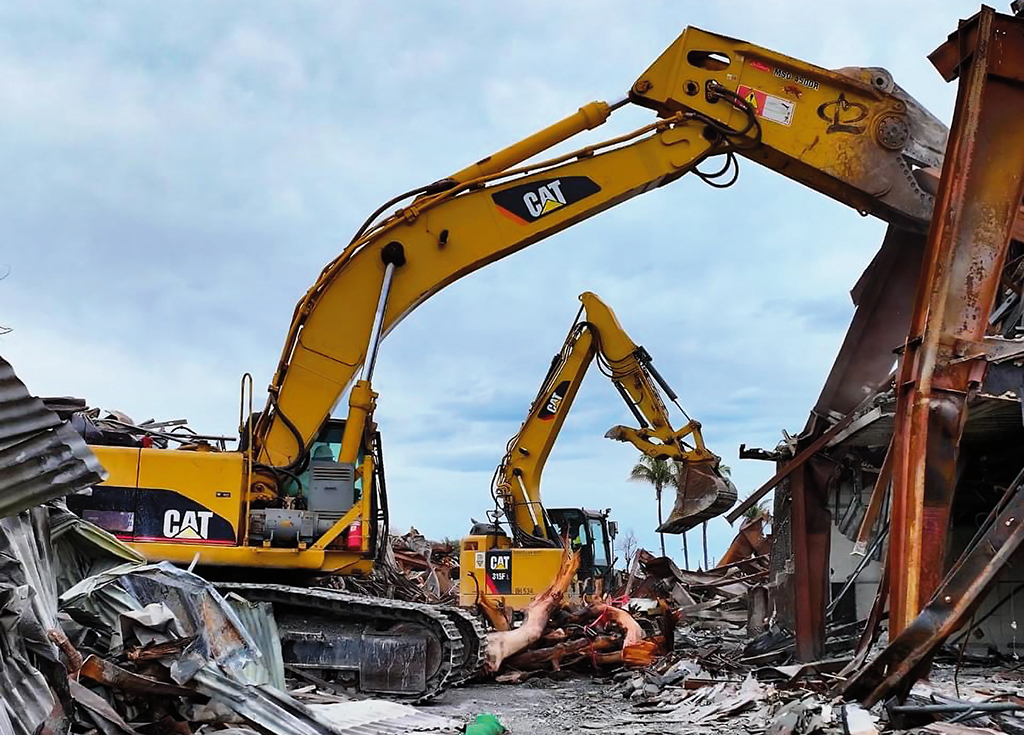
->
xmin=589 ymin=519 xmax=608 ymax=568
xmin=283 ymin=423 xmax=363 ymax=498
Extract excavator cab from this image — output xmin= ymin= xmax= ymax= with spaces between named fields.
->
xmin=548 ymin=507 xmax=618 ymax=595
xmin=246 ymin=417 xmax=386 ymax=555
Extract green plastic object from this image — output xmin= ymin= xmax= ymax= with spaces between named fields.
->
xmin=464 ymin=713 xmax=507 ymax=735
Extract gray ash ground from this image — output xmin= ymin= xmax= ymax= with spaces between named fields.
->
xmin=425 ymin=675 xmax=630 ymax=732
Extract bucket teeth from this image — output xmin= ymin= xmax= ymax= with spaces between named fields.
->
xmin=658 ymin=462 xmax=737 ymax=533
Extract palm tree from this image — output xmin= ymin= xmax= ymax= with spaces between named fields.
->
xmin=629 ymin=455 xmax=674 ymax=556
xmin=743 ymin=499 xmax=773 ymax=524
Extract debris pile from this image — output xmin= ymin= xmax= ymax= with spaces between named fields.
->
xmin=483 ymin=542 xmax=767 ymax=683
xmin=318 ymin=527 xmax=459 ymax=604
xmin=625 ymin=545 xmax=769 ymax=632
xmin=0 ymin=506 xmax=464 ymax=735
xmin=42 ymin=397 xmax=236 ymax=451
xmin=587 ymin=641 xmax=1024 ymax=735
xmin=390 ymin=528 xmax=460 ymax=602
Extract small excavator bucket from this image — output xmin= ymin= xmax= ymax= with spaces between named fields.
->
xmin=658 ymin=461 xmax=737 ymax=534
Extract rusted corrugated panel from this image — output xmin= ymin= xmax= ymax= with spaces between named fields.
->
xmin=0 ymin=356 xmax=106 ymax=517
xmin=225 ymin=594 xmax=286 ymax=690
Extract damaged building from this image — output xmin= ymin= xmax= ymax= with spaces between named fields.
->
xmin=731 ymin=4 xmax=1024 ymax=686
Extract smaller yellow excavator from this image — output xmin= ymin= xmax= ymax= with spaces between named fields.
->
xmin=460 ymin=292 xmax=735 ymax=611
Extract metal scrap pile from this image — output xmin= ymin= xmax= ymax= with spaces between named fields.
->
xmin=40 ymin=397 xmax=235 ymax=451
xmin=318 ymin=528 xmax=459 ymax=605
xmin=0 ymin=358 xmax=464 ymax=735
xmin=1 ymin=516 xmax=462 ymax=735
xmin=389 ymin=528 xmax=459 ymax=602
xmin=625 ymin=545 xmax=769 ymax=632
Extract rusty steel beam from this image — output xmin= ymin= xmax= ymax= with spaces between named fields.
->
xmin=789 ymin=456 xmax=835 ymax=661
xmin=853 ymin=438 xmax=892 ymax=554
xmin=840 ymin=468 xmax=1024 ymax=706
xmin=888 ymin=7 xmax=1024 ymax=637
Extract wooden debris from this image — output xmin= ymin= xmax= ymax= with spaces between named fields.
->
xmin=484 ymin=550 xmax=580 ymax=671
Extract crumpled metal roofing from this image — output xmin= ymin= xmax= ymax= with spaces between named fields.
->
xmin=61 ymin=561 xmax=262 ymax=684
xmin=0 ymin=508 xmax=66 ymax=735
xmin=0 ymin=502 xmax=147 ymax=735
xmin=225 ymin=593 xmax=287 ymax=690
xmin=192 ymin=668 xmax=460 ymax=735
xmin=0 ymin=356 xmax=106 ymax=517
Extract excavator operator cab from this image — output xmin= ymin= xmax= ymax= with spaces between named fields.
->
xmin=547 ymin=507 xmax=616 ymax=584
xmin=247 ymin=417 xmax=386 ymax=554
xmin=282 ymin=421 xmax=357 ymax=500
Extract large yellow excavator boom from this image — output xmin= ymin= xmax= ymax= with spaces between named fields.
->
xmin=250 ymin=25 xmax=945 ymax=497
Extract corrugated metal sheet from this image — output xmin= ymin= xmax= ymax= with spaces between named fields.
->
xmin=0 ymin=508 xmax=65 ymax=735
xmin=58 ymin=562 xmax=149 ymax=648
xmin=61 ymin=562 xmax=261 ymax=685
xmin=0 ymin=356 xmax=106 ymax=517
xmin=829 ymin=394 xmax=1024 ymax=451
xmin=225 ymin=593 xmax=287 ymax=690
xmin=308 ymin=700 xmax=461 ymax=734
xmin=192 ymin=668 xmax=459 ymax=735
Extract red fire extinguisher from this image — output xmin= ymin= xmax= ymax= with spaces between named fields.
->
xmin=346 ymin=521 xmax=362 ymax=551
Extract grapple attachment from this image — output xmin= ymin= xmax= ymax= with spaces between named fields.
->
xmin=658 ymin=460 xmax=737 ymax=533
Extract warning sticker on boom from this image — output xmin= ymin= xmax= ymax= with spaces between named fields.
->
xmin=736 ymin=84 xmax=795 ymax=126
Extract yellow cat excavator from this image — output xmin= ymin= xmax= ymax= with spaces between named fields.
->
xmin=460 ymin=291 xmax=736 ymax=612
xmin=68 ymin=25 xmax=946 ymax=699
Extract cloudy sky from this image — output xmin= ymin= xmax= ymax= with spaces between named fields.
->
xmin=1 ymin=1 xmax=982 ymax=566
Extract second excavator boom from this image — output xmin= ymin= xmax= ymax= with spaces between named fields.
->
xmin=461 ymin=292 xmax=735 ymax=612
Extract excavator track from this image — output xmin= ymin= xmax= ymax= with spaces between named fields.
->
xmin=218 ymin=583 xmax=473 ymax=702
xmin=438 ymin=606 xmax=488 ymax=683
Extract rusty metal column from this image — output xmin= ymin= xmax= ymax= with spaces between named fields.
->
xmin=888 ymin=7 xmax=1024 ymax=637
xmin=789 ymin=457 xmax=833 ymax=660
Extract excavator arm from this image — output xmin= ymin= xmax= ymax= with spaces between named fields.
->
xmin=251 ymin=25 xmax=947 ymax=498
xmin=493 ymin=292 xmax=734 ymax=547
